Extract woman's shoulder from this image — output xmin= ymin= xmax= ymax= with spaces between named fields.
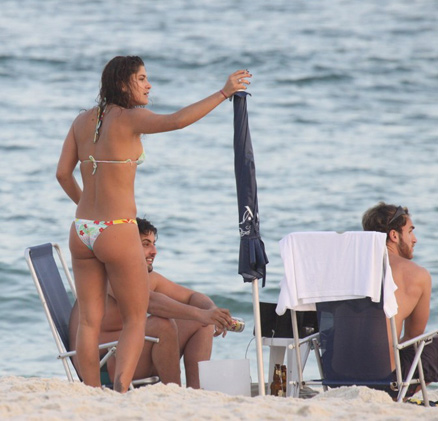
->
xmin=105 ymin=105 xmax=143 ymax=131
xmin=73 ymin=107 xmax=97 ymax=125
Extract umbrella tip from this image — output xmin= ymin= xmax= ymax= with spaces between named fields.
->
xmin=233 ymin=91 xmax=252 ymax=99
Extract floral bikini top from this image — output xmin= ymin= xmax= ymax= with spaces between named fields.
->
xmin=81 ymin=105 xmax=145 ymax=175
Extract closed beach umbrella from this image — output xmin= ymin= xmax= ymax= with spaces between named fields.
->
xmin=233 ymin=91 xmax=268 ymax=395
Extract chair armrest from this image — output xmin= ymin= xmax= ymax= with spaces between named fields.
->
xmin=398 ymin=329 xmax=438 ymax=350
xmin=59 ymin=335 xmax=159 ymax=359
xmin=298 ymin=332 xmax=319 ymax=346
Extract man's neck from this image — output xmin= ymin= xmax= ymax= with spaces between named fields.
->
xmin=386 ymin=243 xmax=398 ymax=256
xmin=387 ymin=244 xmax=412 ymax=262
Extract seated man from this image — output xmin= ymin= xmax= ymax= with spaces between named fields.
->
xmin=69 ymin=217 xmax=232 ymax=388
xmin=362 ymin=202 xmax=438 ymax=390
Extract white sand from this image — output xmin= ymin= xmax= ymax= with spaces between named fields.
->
xmin=1 ymin=376 xmax=437 ymax=420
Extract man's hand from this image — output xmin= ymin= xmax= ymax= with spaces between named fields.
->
xmin=214 ymin=325 xmax=228 ymax=338
xmin=200 ymin=307 xmax=232 ymax=333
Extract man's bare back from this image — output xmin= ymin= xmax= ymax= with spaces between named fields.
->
xmin=363 ymin=203 xmax=431 ymax=340
xmin=362 ymin=202 xmax=436 ymax=384
xmin=389 ymin=253 xmax=431 ymax=341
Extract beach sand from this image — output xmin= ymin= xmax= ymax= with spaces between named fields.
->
xmin=1 ymin=376 xmax=438 ymax=420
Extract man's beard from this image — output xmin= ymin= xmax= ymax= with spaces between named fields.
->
xmin=397 ymin=238 xmax=413 ymax=260
xmin=147 ymin=263 xmax=153 ymax=273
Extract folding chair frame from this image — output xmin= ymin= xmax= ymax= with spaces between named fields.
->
xmin=291 ymin=308 xmax=438 ymax=407
xmin=25 ymin=242 xmax=159 ymax=388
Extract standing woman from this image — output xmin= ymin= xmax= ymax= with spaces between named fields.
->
xmin=56 ymin=55 xmax=251 ymax=392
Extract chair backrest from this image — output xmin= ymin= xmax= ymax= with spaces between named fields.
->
xmin=25 ymin=243 xmax=160 ymax=388
xmin=278 ymin=231 xmax=399 ymax=392
xmin=317 ymin=297 xmax=393 ymax=385
xmin=259 ymin=302 xmax=318 ymax=338
xmin=25 ymin=243 xmax=73 ymax=352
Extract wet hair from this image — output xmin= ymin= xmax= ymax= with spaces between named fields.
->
xmin=98 ymin=56 xmax=144 ymax=109
xmin=136 ymin=217 xmax=158 ymax=238
xmin=362 ymin=201 xmax=410 ymax=238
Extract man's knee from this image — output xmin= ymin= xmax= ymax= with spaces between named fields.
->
xmin=204 ymin=324 xmax=215 ymax=335
xmin=148 ymin=317 xmax=178 ymax=341
xmin=158 ymin=318 xmax=178 ymax=340
xmin=197 ymin=324 xmax=215 ymax=338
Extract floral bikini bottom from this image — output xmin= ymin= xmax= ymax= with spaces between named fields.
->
xmin=74 ymin=218 xmax=137 ymax=250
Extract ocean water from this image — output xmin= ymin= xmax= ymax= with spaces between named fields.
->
xmin=1 ymin=0 xmax=437 ymax=385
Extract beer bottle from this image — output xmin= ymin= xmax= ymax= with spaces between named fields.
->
xmin=270 ymin=364 xmax=284 ymax=397
xmin=281 ymin=365 xmax=287 ymax=396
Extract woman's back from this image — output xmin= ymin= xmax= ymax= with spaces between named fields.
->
xmin=74 ymin=106 xmax=144 ymax=220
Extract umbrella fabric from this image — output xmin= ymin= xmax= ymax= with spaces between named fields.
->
xmin=233 ymin=91 xmax=269 ymax=286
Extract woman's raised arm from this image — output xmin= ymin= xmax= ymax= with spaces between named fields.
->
xmin=129 ymin=69 xmax=251 ymax=134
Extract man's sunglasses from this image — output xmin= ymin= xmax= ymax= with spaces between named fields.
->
xmin=388 ymin=206 xmax=406 ymax=225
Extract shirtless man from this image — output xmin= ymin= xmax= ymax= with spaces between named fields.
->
xmin=69 ymin=217 xmax=232 ymax=388
xmin=362 ymin=202 xmax=437 ymax=386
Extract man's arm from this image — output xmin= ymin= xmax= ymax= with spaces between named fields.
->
xmin=108 ymin=271 xmax=233 ymax=331
xmin=187 ymin=291 xmax=215 ymax=310
xmin=401 ymin=267 xmax=432 ymax=342
xmin=151 ymin=271 xmax=203 ymax=303
xmin=148 ymin=290 xmax=232 ymax=331
xmin=150 ymin=271 xmax=232 ymax=333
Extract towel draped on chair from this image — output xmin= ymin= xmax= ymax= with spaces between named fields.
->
xmin=276 ymin=231 xmax=398 ymax=318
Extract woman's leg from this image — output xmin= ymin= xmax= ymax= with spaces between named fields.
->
xmin=175 ymin=319 xmax=215 ymax=388
xmin=94 ymin=223 xmax=150 ymax=393
xmin=69 ymin=223 xmax=107 ymax=387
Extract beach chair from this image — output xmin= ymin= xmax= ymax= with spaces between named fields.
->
xmin=276 ymin=231 xmax=438 ymax=406
xmin=24 ymin=242 xmax=159 ymax=389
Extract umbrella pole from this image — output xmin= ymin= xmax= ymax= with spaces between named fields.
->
xmin=252 ymin=278 xmax=265 ymax=396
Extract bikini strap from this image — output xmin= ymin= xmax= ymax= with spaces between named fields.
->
xmin=88 ymin=155 xmax=98 ymax=175
xmin=87 ymin=155 xmax=132 ymax=175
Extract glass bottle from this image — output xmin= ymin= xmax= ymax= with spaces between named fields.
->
xmin=281 ymin=365 xmax=287 ymax=396
xmin=270 ymin=364 xmax=284 ymax=397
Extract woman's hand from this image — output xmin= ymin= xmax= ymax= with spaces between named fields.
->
xmin=221 ymin=69 xmax=252 ymax=98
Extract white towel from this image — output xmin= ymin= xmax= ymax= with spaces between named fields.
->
xmin=276 ymin=231 xmax=398 ymax=318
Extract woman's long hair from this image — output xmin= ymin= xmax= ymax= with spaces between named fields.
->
xmin=97 ymin=56 xmax=144 ymax=109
